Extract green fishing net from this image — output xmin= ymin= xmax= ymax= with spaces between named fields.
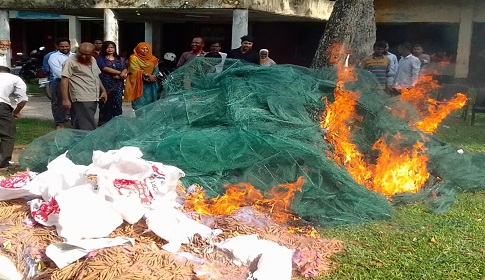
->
xmin=19 ymin=58 xmax=485 ymax=226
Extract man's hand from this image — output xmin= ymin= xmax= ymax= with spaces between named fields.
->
xmin=62 ymin=99 xmax=71 ymax=110
xmin=149 ymin=74 xmax=157 ymax=82
xmin=100 ymin=91 xmax=107 ymax=103
xmin=12 ymin=112 xmax=21 ymax=119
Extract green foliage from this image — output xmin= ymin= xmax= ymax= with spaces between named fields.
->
xmin=15 ymin=118 xmax=54 ymax=145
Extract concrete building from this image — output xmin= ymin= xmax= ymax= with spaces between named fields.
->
xmin=0 ymin=0 xmax=483 ymax=85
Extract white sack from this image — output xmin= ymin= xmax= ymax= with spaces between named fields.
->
xmin=0 ymin=171 xmax=37 ymax=201
xmin=25 ymin=153 xmax=91 ymax=200
xmin=145 ymin=206 xmax=221 ymax=253
xmin=0 ymin=254 xmax=22 ymax=280
xmin=29 ymin=198 xmax=60 ymax=226
xmin=55 ymin=185 xmax=123 ymax=241
xmin=250 ymin=241 xmax=293 ymax=280
xmin=46 ymin=237 xmax=134 ymax=269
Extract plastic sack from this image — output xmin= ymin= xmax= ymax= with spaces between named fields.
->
xmin=29 ymin=198 xmax=60 ymax=227
xmin=145 ymin=206 xmax=221 ymax=253
xmin=25 ymin=153 xmax=91 ymax=201
xmin=0 ymin=254 xmax=22 ymax=280
xmin=54 ymin=185 xmax=123 ymax=241
xmin=0 ymin=171 xmax=37 ymax=201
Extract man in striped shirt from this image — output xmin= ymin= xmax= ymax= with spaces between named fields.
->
xmin=359 ymin=41 xmax=391 ymax=89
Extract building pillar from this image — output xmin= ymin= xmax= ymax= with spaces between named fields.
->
xmin=231 ymin=9 xmax=248 ymax=49
xmin=152 ymin=22 xmax=162 ymax=58
xmin=104 ymin=9 xmax=119 ymax=51
xmin=0 ymin=10 xmax=11 ymax=67
xmin=454 ymin=6 xmax=474 ymax=80
xmin=68 ymin=16 xmax=81 ymax=52
xmin=145 ymin=22 xmax=153 ymax=47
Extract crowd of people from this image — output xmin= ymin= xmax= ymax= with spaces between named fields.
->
xmin=359 ymin=40 xmax=431 ymax=93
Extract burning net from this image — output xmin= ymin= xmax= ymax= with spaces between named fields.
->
xmin=20 ymin=57 xmax=485 ymax=225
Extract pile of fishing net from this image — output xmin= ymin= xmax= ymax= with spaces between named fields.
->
xmin=19 ymin=58 xmax=485 ymax=226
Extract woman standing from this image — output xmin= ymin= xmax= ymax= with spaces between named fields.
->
xmin=124 ymin=42 xmax=159 ymax=110
xmin=95 ymin=41 xmax=127 ymax=126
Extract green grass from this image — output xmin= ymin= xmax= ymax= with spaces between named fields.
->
xmin=26 ymin=81 xmax=44 ymax=96
xmin=15 ymin=117 xmax=54 ymax=145
xmin=314 ymin=112 xmax=485 ymax=280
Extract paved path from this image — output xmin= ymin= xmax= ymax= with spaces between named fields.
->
xmin=11 ymin=94 xmax=135 ymax=164
xmin=20 ymin=94 xmax=135 ymax=120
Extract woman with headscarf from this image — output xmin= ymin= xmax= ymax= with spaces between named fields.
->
xmin=96 ymin=41 xmax=127 ymax=126
xmin=259 ymin=49 xmax=276 ymax=66
xmin=124 ymin=42 xmax=159 ymax=110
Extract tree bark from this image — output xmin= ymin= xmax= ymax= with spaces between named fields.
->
xmin=310 ymin=0 xmax=376 ymax=68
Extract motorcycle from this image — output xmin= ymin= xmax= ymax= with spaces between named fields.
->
xmin=156 ymin=52 xmax=177 ymax=99
xmin=13 ymin=46 xmax=46 ymax=84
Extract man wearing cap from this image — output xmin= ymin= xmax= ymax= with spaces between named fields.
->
xmin=227 ymin=35 xmax=259 ymax=64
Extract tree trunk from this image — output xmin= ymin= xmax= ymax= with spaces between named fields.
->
xmin=310 ymin=0 xmax=376 ymax=68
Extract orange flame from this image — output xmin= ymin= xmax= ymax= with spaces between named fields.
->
xmin=371 ymin=136 xmax=429 ymax=196
xmin=397 ymin=75 xmax=467 ymax=134
xmin=184 ymin=177 xmax=306 ymax=223
xmin=320 ymin=43 xmax=431 ymax=196
xmin=415 ymin=93 xmax=467 ymax=133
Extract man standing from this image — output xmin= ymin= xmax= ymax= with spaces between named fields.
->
xmin=0 ymin=40 xmax=10 ymax=67
xmin=227 ymin=35 xmax=259 ymax=64
xmin=412 ymin=44 xmax=431 ymax=70
xmin=93 ymin=38 xmax=103 ymax=58
xmin=207 ymin=41 xmax=227 ymax=73
xmin=48 ymin=38 xmax=74 ymax=129
xmin=176 ymin=37 xmax=206 ymax=67
xmin=359 ymin=41 xmax=391 ymax=89
xmin=0 ymin=66 xmax=28 ymax=168
xmin=60 ymin=42 xmax=107 ymax=130
xmin=383 ymin=41 xmax=398 ymax=88
xmin=393 ymin=42 xmax=421 ymax=90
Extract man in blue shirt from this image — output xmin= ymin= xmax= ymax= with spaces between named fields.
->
xmin=47 ymin=38 xmax=74 ymax=129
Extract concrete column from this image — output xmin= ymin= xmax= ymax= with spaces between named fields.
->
xmin=231 ymin=9 xmax=248 ymax=49
xmin=145 ymin=22 xmax=153 ymax=47
xmin=0 ymin=10 xmax=11 ymax=67
xmin=152 ymin=22 xmax=162 ymax=58
xmin=104 ymin=9 xmax=119 ymax=51
xmin=68 ymin=16 xmax=81 ymax=52
xmin=454 ymin=6 xmax=474 ymax=79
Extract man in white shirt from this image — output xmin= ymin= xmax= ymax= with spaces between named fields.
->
xmin=48 ymin=38 xmax=74 ymax=129
xmin=207 ymin=41 xmax=227 ymax=73
xmin=0 ymin=39 xmax=10 ymax=67
xmin=393 ymin=42 xmax=421 ymax=91
xmin=0 ymin=66 xmax=28 ymax=168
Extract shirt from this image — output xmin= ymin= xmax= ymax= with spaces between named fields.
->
xmin=48 ymin=51 xmax=75 ymax=79
xmin=360 ymin=54 xmax=390 ymax=86
xmin=176 ymin=51 xmax=206 ymax=67
xmin=42 ymin=50 xmax=58 ymax=80
xmin=0 ymin=54 xmax=7 ymax=67
xmin=0 ymin=73 xmax=28 ymax=106
xmin=227 ymin=48 xmax=259 ymax=64
xmin=393 ymin=54 xmax=421 ymax=89
xmin=62 ymin=57 xmax=101 ymax=102
xmin=385 ymin=52 xmax=398 ymax=78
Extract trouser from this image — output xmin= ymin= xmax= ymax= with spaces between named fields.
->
xmin=50 ymin=79 xmax=69 ymax=127
xmin=71 ymin=101 xmax=98 ymax=130
xmin=0 ymin=103 xmax=15 ymax=166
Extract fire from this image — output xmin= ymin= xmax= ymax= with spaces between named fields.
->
xmin=397 ymin=75 xmax=467 ymax=134
xmin=184 ymin=177 xmax=305 ymax=222
xmin=321 ymin=43 xmax=432 ymax=196
xmin=415 ymin=93 xmax=468 ymax=133
xmin=371 ymin=136 xmax=429 ymax=196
